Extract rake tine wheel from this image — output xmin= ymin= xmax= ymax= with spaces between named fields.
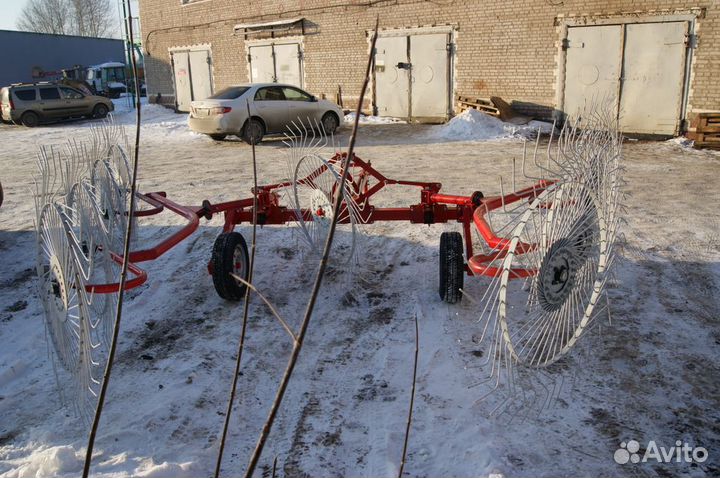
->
xmin=472 ymin=102 xmax=623 ymax=413
xmin=284 ymin=118 xmax=362 ymax=266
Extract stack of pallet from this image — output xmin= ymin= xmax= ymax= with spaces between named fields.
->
xmin=694 ymin=112 xmax=720 ymax=150
xmin=456 ymin=96 xmax=500 ymax=117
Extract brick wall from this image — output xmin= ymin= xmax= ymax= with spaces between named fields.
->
xmin=138 ymin=0 xmax=720 ymax=118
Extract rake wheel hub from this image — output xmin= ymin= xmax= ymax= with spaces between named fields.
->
xmin=538 ymin=240 xmax=579 ymax=312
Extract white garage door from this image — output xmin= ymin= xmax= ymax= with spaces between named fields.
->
xmin=171 ymin=48 xmax=213 ymax=112
xmin=248 ymin=42 xmax=302 ymax=87
xmin=563 ymin=21 xmax=689 ymax=135
xmin=375 ymin=32 xmax=450 ymax=121
xmin=619 ymin=22 xmax=688 ymax=134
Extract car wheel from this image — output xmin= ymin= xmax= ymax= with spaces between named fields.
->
xmin=93 ymin=104 xmax=109 ymax=119
xmin=242 ymin=118 xmax=264 ymax=145
xmin=209 ymin=134 xmax=227 ymax=141
xmin=321 ymin=112 xmax=339 ymax=135
xmin=21 ymin=111 xmax=40 ymax=128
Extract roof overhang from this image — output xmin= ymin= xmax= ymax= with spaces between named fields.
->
xmin=233 ymin=17 xmax=304 ymax=35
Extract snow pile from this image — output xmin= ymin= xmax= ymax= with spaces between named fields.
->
xmin=0 ymin=444 xmax=197 ymax=478
xmin=666 ymin=136 xmax=694 ymax=148
xmin=344 ymin=112 xmax=406 ymax=124
xmin=430 ymin=109 xmax=555 ymax=142
xmin=431 ymin=109 xmax=508 ymax=140
xmin=0 ymin=445 xmax=83 ymax=478
xmin=109 ymin=99 xmax=196 ymax=138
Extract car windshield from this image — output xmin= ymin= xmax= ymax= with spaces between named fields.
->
xmin=209 ymin=87 xmax=249 ymax=100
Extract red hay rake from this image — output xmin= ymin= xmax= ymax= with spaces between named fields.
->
xmin=34 ymin=108 xmax=622 ymax=424
xmin=84 ymin=152 xmax=554 ymax=302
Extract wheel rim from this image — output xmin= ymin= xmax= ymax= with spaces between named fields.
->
xmin=498 ymin=181 xmax=608 ymax=367
xmin=323 ymin=115 xmax=337 ymax=134
xmin=247 ymin=121 xmax=263 ymax=142
xmin=232 ymin=244 xmax=247 ymax=285
xmin=37 ymin=204 xmax=83 ymax=370
xmin=91 ymin=159 xmax=129 ymax=256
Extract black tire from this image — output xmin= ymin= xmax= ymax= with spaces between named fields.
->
xmin=439 ymin=231 xmax=464 ymax=304
xmin=242 ymin=118 xmax=264 ymax=145
xmin=20 ymin=111 xmax=39 ymax=128
xmin=93 ymin=103 xmax=109 ymax=119
xmin=209 ymin=134 xmax=227 ymax=141
xmin=321 ymin=112 xmax=339 ymax=135
xmin=211 ymin=232 xmax=249 ymax=301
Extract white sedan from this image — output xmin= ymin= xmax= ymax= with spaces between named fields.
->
xmin=188 ymin=83 xmax=344 ymax=143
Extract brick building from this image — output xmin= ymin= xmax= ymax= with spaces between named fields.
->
xmin=138 ymin=0 xmax=719 ymax=134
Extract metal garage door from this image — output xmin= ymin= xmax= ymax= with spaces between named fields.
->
xmin=248 ymin=42 xmax=302 ymax=87
xmin=619 ymin=22 xmax=688 ymax=134
xmin=563 ymin=22 xmax=689 ymax=135
xmin=375 ymin=33 xmax=450 ymax=121
xmin=171 ymin=48 xmax=213 ymax=112
xmin=375 ymin=36 xmax=409 ymax=118
xmin=563 ymin=25 xmax=622 ymax=123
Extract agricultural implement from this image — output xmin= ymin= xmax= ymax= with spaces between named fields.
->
xmin=34 ymin=113 xmax=622 ymax=419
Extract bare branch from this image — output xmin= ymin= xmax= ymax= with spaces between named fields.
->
xmin=398 ymin=314 xmax=419 ymax=477
xmin=242 ymin=16 xmax=381 ymax=478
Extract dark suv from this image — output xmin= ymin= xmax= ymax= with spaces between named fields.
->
xmin=0 ymin=82 xmax=114 ymax=127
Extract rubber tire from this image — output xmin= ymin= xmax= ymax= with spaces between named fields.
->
xmin=93 ymin=103 xmax=109 ymax=119
xmin=21 ymin=111 xmax=39 ymax=127
xmin=211 ymin=232 xmax=249 ymax=301
xmin=209 ymin=134 xmax=227 ymax=141
xmin=242 ymin=118 xmax=264 ymax=145
xmin=439 ymin=231 xmax=464 ymax=304
xmin=321 ymin=112 xmax=339 ymax=135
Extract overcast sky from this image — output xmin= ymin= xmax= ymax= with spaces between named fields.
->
xmin=0 ymin=0 xmax=139 ymax=38
xmin=0 ymin=0 xmax=29 ymax=31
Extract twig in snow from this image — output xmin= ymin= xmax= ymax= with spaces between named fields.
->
xmin=398 ymin=313 xmax=419 ymax=478
xmin=242 ymin=16 xmax=380 ymax=478
xmin=82 ymin=1 xmax=143 ymax=476
xmin=214 ymin=99 xmax=260 ymax=478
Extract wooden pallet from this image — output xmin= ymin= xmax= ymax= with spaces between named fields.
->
xmin=456 ymin=95 xmax=500 ymax=117
xmin=694 ymin=112 xmax=720 ymax=150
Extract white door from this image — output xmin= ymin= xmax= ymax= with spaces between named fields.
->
xmin=249 ymin=45 xmax=275 ymax=83
xmin=375 ymin=36 xmax=410 ymax=118
xmin=563 ymin=25 xmax=622 ymax=121
xmin=619 ymin=22 xmax=688 ymax=135
xmin=410 ymin=33 xmax=449 ymax=119
xmin=188 ymin=49 xmax=213 ymax=101
xmin=274 ymin=43 xmax=302 ymax=87
xmin=172 ymin=51 xmax=192 ymax=112
xmin=563 ymin=22 xmax=689 ymax=135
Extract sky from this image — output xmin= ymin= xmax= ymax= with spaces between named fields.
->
xmin=0 ymin=0 xmax=139 ymax=38
xmin=0 ymin=0 xmax=29 ymax=31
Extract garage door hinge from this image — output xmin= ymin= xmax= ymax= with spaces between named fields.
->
xmin=206 ymin=56 xmax=211 ymax=65
xmin=446 ymin=43 xmax=455 ymax=54
xmin=247 ymin=53 xmax=252 ymax=63
xmin=561 ymin=38 xmax=570 ymax=50
xmin=685 ymin=33 xmax=698 ymax=49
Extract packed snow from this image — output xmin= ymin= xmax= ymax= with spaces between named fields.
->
xmin=430 ymin=109 xmax=555 ymax=141
xmin=1 ymin=104 xmax=719 ymax=477
xmin=344 ymin=112 xmax=406 ymax=124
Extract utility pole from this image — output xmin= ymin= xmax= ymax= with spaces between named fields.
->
xmin=121 ymin=0 xmax=136 ymax=109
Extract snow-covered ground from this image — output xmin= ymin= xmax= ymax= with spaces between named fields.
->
xmin=1 ymin=106 xmax=719 ymax=477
